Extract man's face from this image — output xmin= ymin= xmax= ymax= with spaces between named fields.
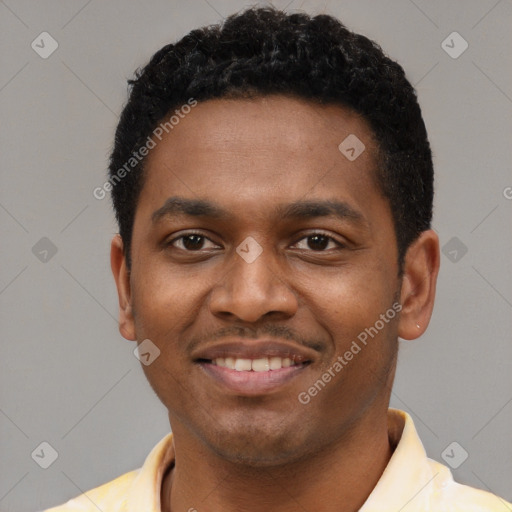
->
xmin=120 ymin=96 xmax=403 ymax=465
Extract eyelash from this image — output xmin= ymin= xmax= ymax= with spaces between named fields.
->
xmin=167 ymin=231 xmax=345 ymax=252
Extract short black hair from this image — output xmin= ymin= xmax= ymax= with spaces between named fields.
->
xmin=109 ymin=6 xmax=433 ymax=269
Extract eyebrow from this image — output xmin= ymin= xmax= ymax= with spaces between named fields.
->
xmin=152 ymin=196 xmax=367 ymax=226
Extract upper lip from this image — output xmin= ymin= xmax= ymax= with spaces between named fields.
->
xmin=192 ymin=339 xmax=317 ymax=364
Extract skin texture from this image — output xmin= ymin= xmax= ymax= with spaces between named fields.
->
xmin=111 ymin=96 xmax=440 ymax=512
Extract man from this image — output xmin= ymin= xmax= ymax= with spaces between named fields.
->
xmin=46 ymin=6 xmax=511 ymax=512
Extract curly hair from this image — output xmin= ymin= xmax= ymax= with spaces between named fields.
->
xmin=109 ymin=6 xmax=433 ymax=269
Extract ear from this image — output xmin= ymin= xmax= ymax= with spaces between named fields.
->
xmin=111 ymin=235 xmax=136 ymax=341
xmin=398 ymin=229 xmax=440 ymax=340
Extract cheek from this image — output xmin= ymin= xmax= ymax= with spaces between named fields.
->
xmin=305 ymin=264 xmax=399 ymax=397
xmin=131 ymin=259 xmax=203 ymax=337
xmin=310 ymin=272 xmax=398 ymax=404
xmin=130 ymin=261 xmax=211 ymax=391
xmin=132 ymin=273 xmax=195 ymax=405
xmin=308 ymin=263 xmax=392 ymax=335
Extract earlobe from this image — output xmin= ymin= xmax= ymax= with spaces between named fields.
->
xmin=398 ymin=229 xmax=440 ymax=340
xmin=110 ymin=235 xmax=136 ymax=341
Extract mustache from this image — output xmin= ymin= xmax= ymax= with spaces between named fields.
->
xmin=186 ymin=324 xmax=324 ymax=354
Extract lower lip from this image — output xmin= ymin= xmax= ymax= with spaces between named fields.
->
xmin=197 ymin=362 xmax=309 ymax=396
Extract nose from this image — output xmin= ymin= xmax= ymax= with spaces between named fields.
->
xmin=208 ymin=245 xmax=299 ymax=323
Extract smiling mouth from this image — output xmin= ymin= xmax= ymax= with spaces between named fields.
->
xmin=196 ymin=357 xmax=311 ymax=395
xmin=193 ymin=340 xmax=316 ymax=394
xmin=197 ymin=356 xmax=311 ymax=372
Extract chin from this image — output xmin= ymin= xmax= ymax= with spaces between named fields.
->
xmin=203 ymin=421 xmax=310 ymax=468
xmin=212 ymin=442 xmax=303 ymax=468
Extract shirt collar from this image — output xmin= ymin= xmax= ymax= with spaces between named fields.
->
xmin=360 ymin=408 xmax=440 ymax=511
xmin=127 ymin=408 xmax=438 ymax=512
xmin=127 ymin=431 xmax=175 ymax=512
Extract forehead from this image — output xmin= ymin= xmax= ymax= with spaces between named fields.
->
xmin=138 ymin=95 xmax=384 ymax=226
xmin=146 ymin=95 xmax=376 ymax=164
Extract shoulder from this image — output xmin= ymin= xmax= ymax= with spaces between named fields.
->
xmin=427 ymin=458 xmax=512 ymax=511
xmin=42 ymin=469 xmax=139 ymax=512
xmin=41 ymin=432 xmax=174 ymax=512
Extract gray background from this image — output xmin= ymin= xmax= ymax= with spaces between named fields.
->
xmin=0 ymin=0 xmax=511 ymax=510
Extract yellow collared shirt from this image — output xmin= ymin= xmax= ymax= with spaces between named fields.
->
xmin=44 ymin=409 xmax=511 ymax=511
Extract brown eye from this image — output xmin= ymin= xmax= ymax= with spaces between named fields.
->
xmin=293 ymin=233 xmax=343 ymax=251
xmin=306 ymin=234 xmax=330 ymax=251
xmin=181 ymin=234 xmax=205 ymax=250
xmin=169 ymin=232 xmax=219 ymax=251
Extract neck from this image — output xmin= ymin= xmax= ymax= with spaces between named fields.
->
xmin=161 ymin=409 xmax=394 ymax=512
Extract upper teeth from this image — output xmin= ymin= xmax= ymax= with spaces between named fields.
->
xmin=213 ymin=357 xmax=297 ymax=371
